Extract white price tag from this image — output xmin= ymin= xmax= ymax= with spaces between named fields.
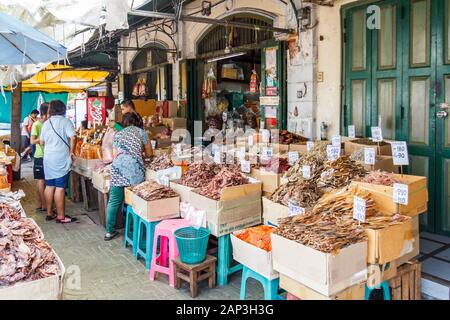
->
xmin=214 ymin=152 xmax=222 ymax=164
xmin=391 ymin=141 xmax=409 ymax=166
xmin=241 ymin=160 xmax=251 ymax=173
xmin=353 ymin=196 xmax=366 ymax=223
xmin=332 ymin=135 xmax=341 ymax=147
xmin=248 ymin=135 xmax=254 ymax=146
xmin=302 ymin=165 xmax=311 ymax=179
xmin=151 ymin=140 xmax=157 ymax=149
xmin=348 ymin=125 xmax=356 ymax=139
xmin=371 ymin=127 xmax=383 ymax=142
xmin=159 ymin=176 xmax=170 ymax=187
xmin=393 ymin=183 xmax=409 ymax=205
xmin=288 ymin=202 xmax=306 ymax=217
xmin=288 ymin=151 xmax=299 ymax=165
xmin=327 ymin=145 xmax=340 ymax=161
xmin=364 ymin=147 xmax=376 ymax=165
xmin=262 ymin=129 xmax=271 ymax=143
xmin=262 ymin=147 xmax=273 ymax=159
xmin=307 ymin=141 xmax=314 ymax=152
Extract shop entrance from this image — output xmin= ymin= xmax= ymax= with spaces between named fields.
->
xmin=342 ymin=0 xmax=450 ymax=235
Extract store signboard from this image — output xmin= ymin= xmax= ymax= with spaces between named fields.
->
xmin=260 ymin=96 xmax=280 ymax=106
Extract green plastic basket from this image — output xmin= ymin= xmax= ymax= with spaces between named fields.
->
xmin=174 ymin=227 xmax=210 ymax=264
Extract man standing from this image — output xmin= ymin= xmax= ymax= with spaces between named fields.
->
xmin=30 ymin=103 xmax=49 ymax=212
xmin=21 ymin=109 xmax=39 ymax=161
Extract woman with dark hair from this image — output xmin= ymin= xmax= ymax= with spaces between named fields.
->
xmin=104 ymin=112 xmax=153 ymax=240
xmin=40 ymin=100 xmax=77 ymax=223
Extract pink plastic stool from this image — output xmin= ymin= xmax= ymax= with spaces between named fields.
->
xmin=149 ymin=219 xmax=192 ymax=287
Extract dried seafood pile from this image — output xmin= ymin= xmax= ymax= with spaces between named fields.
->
xmin=318 ymin=156 xmax=366 ymax=189
xmin=351 ymin=138 xmax=389 ymax=146
xmin=350 ymin=149 xmax=383 ymax=162
xmin=0 ymin=204 xmax=60 ymax=286
xmin=260 ymin=157 xmax=290 ymax=174
xmin=270 ymin=179 xmax=323 ymax=208
xmin=283 ymin=141 xmax=329 ymax=180
xmin=278 ymin=130 xmax=308 ymax=145
xmin=198 ymin=166 xmax=248 ymax=200
xmin=354 ymin=170 xmax=399 ymax=186
xmin=180 ymin=162 xmax=221 ymax=188
xmin=132 ymin=181 xmax=178 ymax=201
xmin=144 ymin=156 xmax=173 ymax=171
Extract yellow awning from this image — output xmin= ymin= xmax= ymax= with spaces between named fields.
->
xmin=18 ymin=64 xmax=110 ymax=93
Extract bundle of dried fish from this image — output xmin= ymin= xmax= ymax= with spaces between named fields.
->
xmin=198 ymin=166 xmax=249 ymax=200
xmin=0 ymin=204 xmax=60 ymax=286
xmin=270 ymin=179 xmax=323 ymax=208
xmin=318 ymin=156 xmax=366 ymax=189
xmin=351 ymin=138 xmax=389 ymax=146
xmin=132 ymin=181 xmax=178 ymax=201
xmin=144 ymin=155 xmax=173 ymax=171
xmin=283 ymin=141 xmax=329 ymax=181
xmin=180 ymin=162 xmax=222 ymax=188
xmin=354 ymin=170 xmax=399 ymax=186
xmin=277 ymin=130 xmax=308 ymax=145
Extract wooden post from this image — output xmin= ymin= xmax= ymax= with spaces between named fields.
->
xmin=10 ymin=82 xmax=22 ymax=181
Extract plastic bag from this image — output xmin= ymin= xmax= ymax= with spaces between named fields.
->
xmin=101 ymin=127 xmax=117 ymax=164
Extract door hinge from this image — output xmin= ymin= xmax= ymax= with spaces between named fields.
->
xmin=401 ymin=6 xmax=406 ymax=19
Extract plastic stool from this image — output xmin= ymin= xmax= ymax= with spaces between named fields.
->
xmin=240 ymin=266 xmax=282 ymax=300
xmin=149 ymin=219 xmax=192 ymax=287
xmin=124 ymin=206 xmax=139 ymax=256
xmin=217 ymin=234 xmax=242 ymax=286
xmin=136 ymin=219 xmax=159 ymax=270
xmin=365 ymin=281 xmax=391 ymax=300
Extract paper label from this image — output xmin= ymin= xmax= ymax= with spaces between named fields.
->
xmin=288 ymin=202 xmax=305 ymax=217
xmin=348 ymin=125 xmax=356 ymax=139
xmin=262 ymin=129 xmax=271 ymax=143
xmin=159 ymin=176 xmax=170 ymax=187
xmin=391 ymin=141 xmax=409 ymax=166
xmin=302 ymin=165 xmax=311 ymax=179
xmin=307 ymin=141 xmax=314 ymax=152
xmin=241 ymin=160 xmax=251 ymax=173
xmin=288 ymin=151 xmax=299 ymax=165
xmin=353 ymin=196 xmax=366 ymax=223
xmin=371 ymin=127 xmax=383 ymax=142
xmin=332 ymin=135 xmax=341 ymax=147
xmin=327 ymin=145 xmax=340 ymax=161
xmin=262 ymin=147 xmax=273 ymax=159
xmin=393 ymin=183 xmax=409 ymax=205
xmin=364 ymin=147 xmax=376 ymax=165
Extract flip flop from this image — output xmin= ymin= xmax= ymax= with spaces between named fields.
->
xmin=56 ymin=215 xmax=78 ymax=224
xmin=45 ymin=214 xmax=57 ymax=221
xmin=104 ymin=231 xmax=119 ymax=241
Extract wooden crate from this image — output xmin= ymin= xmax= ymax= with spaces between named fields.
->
xmin=389 ymin=260 xmax=421 ymax=300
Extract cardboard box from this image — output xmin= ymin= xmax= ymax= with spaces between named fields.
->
xmin=396 ymin=216 xmax=420 ymax=266
xmin=162 ymin=118 xmax=187 ymax=130
xmin=280 ymin=274 xmax=365 ymax=300
xmin=231 ymin=232 xmax=278 ymax=280
xmin=366 ymin=216 xmax=414 ymax=264
xmin=128 ymin=188 xmax=180 ymax=221
xmin=351 ymin=174 xmax=428 ymax=216
xmin=345 ymin=139 xmax=392 ymax=156
xmin=189 ymin=182 xmax=262 ymax=237
xmin=271 ymin=233 xmax=367 ymax=296
xmin=367 ymin=260 xmax=398 ymax=288
xmin=252 ymin=169 xmax=282 ymax=194
xmin=262 ymin=197 xmax=288 ymax=226
xmin=288 ymin=143 xmax=308 ymax=154
xmin=72 ymin=158 xmax=103 ymax=179
xmin=356 ymin=155 xmax=401 ymax=173
xmin=170 ymin=180 xmax=194 ymax=203
xmin=92 ymin=170 xmax=110 ymax=194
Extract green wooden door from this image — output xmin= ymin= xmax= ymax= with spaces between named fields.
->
xmin=343 ymin=0 xmax=450 ymax=235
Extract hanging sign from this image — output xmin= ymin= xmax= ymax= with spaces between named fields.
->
xmin=393 ymin=183 xmax=409 ymax=205
xmin=364 ymin=148 xmax=376 ymax=165
xmin=391 ymin=142 xmax=409 ymax=166
xmin=260 ymin=96 xmax=280 ymax=106
xmin=288 ymin=151 xmax=299 ymax=165
xmin=353 ymin=196 xmax=366 ymax=223
xmin=371 ymin=127 xmax=383 ymax=142
xmin=348 ymin=125 xmax=356 ymax=139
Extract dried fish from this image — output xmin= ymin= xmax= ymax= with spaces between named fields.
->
xmin=180 ymin=162 xmax=222 ymax=188
xmin=277 ymin=130 xmax=308 ymax=145
xmin=283 ymin=141 xmax=329 ymax=181
xmin=318 ymin=156 xmax=366 ymax=189
xmin=132 ymin=181 xmax=178 ymax=201
xmin=354 ymin=170 xmax=399 ymax=186
xmin=270 ymin=179 xmax=323 ymax=208
xmin=144 ymin=155 xmax=173 ymax=171
xmin=350 ymin=149 xmax=383 ymax=162
xmin=260 ymin=157 xmax=290 ymax=174
xmin=351 ymin=138 xmax=389 ymax=146
xmin=197 ymin=166 xmax=248 ymax=200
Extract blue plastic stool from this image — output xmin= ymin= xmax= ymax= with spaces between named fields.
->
xmin=124 ymin=206 xmax=139 ymax=256
xmin=217 ymin=234 xmax=242 ymax=286
xmin=136 ymin=219 xmax=160 ymax=270
xmin=365 ymin=281 xmax=391 ymax=300
xmin=240 ymin=266 xmax=283 ymax=300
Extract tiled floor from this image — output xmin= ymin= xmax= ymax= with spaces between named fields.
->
xmin=14 ymin=163 xmax=263 ymax=300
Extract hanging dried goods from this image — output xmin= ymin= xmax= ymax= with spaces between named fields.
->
xmin=236 ymin=226 xmax=276 ymax=252
xmin=131 ymin=181 xmax=178 ymax=201
xmin=318 ymin=156 xmax=366 ymax=189
xmin=197 ymin=166 xmax=249 ymax=200
xmin=354 ymin=170 xmax=399 ymax=186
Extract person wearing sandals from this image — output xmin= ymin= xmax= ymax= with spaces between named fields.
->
xmin=30 ymin=102 xmax=49 ymax=213
xmin=104 ymin=112 xmax=153 ymax=241
xmin=40 ymin=100 xmax=78 ymax=224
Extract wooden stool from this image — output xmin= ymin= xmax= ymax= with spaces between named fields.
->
xmin=173 ymin=255 xmax=217 ymax=298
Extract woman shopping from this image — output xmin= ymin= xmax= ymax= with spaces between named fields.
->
xmin=104 ymin=112 xmax=153 ymax=241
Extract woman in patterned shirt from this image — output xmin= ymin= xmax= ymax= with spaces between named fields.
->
xmin=104 ymin=112 xmax=153 ymax=241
